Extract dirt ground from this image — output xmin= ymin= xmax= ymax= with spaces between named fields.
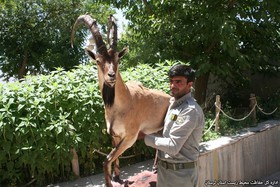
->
xmin=111 ymin=170 xmax=157 ymax=187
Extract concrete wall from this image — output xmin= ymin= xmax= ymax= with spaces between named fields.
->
xmin=198 ymin=120 xmax=280 ymax=186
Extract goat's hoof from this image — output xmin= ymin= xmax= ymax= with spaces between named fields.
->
xmin=112 ymin=176 xmax=134 ymax=186
xmin=112 ymin=175 xmax=123 ymax=184
xmin=124 ymin=180 xmax=134 ymax=187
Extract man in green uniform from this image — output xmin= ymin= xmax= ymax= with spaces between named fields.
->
xmin=142 ymin=64 xmax=205 ymax=187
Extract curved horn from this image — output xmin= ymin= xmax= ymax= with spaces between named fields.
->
xmin=107 ymin=14 xmax=117 ymax=51
xmin=71 ymin=14 xmax=107 ymax=54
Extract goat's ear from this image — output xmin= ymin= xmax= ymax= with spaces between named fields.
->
xmin=119 ymin=47 xmax=128 ymax=59
xmin=85 ymin=48 xmax=96 ymax=61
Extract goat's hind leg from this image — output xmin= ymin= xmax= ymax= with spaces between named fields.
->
xmin=103 ymin=137 xmax=136 ymax=186
xmin=113 ymin=157 xmax=133 ymax=186
xmin=103 ymin=137 xmax=120 ymax=187
xmin=111 ymin=137 xmax=122 ymax=183
xmin=112 ymin=138 xmax=134 ymax=185
xmin=112 ymin=159 xmax=121 ymax=183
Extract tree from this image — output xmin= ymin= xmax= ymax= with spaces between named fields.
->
xmin=0 ymin=0 xmax=113 ymax=80
xmin=97 ymin=0 xmax=280 ymax=105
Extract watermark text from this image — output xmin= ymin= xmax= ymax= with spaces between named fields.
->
xmin=205 ymin=179 xmax=279 ymax=186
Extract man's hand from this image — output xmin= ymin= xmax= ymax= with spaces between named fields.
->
xmin=137 ymin=131 xmax=146 ymax=140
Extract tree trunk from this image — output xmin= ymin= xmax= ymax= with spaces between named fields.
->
xmin=18 ymin=50 xmax=28 ymax=80
xmin=71 ymin=148 xmax=80 ymax=177
xmin=194 ymin=73 xmax=209 ymax=106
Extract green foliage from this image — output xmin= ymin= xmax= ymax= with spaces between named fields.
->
xmin=202 ymin=113 xmax=220 ymax=142
xmin=0 ymin=65 xmax=108 ymax=185
xmin=121 ymin=61 xmax=172 ymax=92
xmin=98 ymin=0 xmax=280 ymax=104
xmin=0 ymin=62 xmax=176 ymax=186
xmin=219 ymin=115 xmax=254 ymax=136
xmin=256 ymin=91 xmax=280 ymax=120
xmin=118 ymin=0 xmax=279 ymax=77
xmin=0 ymin=0 xmax=113 ymax=80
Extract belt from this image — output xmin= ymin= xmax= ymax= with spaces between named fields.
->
xmin=158 ymin=160 xmax=196 ymax=171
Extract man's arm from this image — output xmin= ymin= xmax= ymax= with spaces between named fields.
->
xmin=144 ymin=108 xmax=198 ymax=155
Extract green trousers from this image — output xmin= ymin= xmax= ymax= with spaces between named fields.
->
xmin=157 ymin=163 xmax=198 ymax=187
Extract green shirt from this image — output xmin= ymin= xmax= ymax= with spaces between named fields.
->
xmin=144 ymin=92 xmax=205 ymax=163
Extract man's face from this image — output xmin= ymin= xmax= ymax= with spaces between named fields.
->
xmin=169 ymin=76 xmax=193 ymax=100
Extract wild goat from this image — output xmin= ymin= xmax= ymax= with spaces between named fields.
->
xmin=71 ymin=14 xmax=170 ymax=187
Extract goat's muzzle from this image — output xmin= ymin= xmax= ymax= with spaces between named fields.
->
xmin=105 ymin=76 xmax=116 ymax=87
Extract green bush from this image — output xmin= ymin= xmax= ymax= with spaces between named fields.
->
xmin=0 ymin=62 xmax=174 ymax=186
xmin=256 ymin=91 xmax=280 ymax=120
xmin=202 ymin=112 xmax=220 ymax=142
xmin=0 ymin=65 xmax=107 ymax=185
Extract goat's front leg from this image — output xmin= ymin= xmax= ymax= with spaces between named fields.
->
xmin=103 ymin=136 xmax=136 ymax=187
xmin=112 ymin=137 xmax=121 ymax=183
xmin=113 ymin=158 xmax=122 ymax=182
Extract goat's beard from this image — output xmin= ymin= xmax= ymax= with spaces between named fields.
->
xmin=102 ymin=83 xmax=115 ymax=107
